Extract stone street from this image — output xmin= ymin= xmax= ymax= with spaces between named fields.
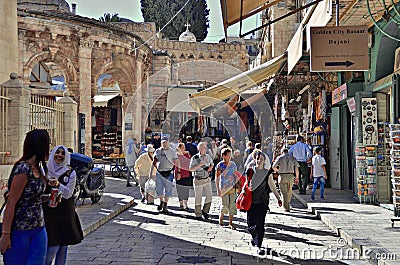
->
xmin=66 ymin=177 xmax=368 ymax=265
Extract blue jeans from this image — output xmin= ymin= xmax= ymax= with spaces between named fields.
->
xmin=312 ymin=176 xmax=325 ymax=197
xmin=156 ymin=172 xmax=173 ymax=197
xmin=45 ymin=245 xmax=68 ymax=265
xmin=3 ymin=226 xmax=47 ymax=265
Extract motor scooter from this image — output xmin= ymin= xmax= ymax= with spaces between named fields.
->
xmin=70 ymin=152 xmax=105 ymax=205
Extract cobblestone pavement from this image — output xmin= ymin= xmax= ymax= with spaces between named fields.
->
xmin=66 ymin=177 xmax=370 ymax=265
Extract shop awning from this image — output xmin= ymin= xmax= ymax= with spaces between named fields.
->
xmin=221 ymin=0 xmax=281 ymax=37
xmin=166 ymin=87 xmax=198 ymax=112
xmin=189 ymin=53 xmax=287 ymax=113
xmin=92 ymin=93 xmax=120 ymax=107
xmin=287 ymin=0 xmax=331 ymax=73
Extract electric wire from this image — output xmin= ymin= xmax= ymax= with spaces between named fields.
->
xmin=382 ymin=0 xmax=400 ymax=25
xmin=132 ymin=0 xmax=191 ymax=51
xmin=367 ymin=0 xmax=400 ymax=41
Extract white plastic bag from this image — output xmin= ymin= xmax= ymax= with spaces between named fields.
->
xmin=145 ymin=178 xmax=156 ymax=198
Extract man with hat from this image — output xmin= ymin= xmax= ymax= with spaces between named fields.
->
xmin=134 ymin=144 xmax=156 ymax=204
xmin=150 ymin=136 xmax=180 ymax=213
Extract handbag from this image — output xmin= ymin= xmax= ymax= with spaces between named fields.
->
xmin=145 ymin=178 xmax=157 ymax=198
xmin=236 ymin=168 xmax=253 ymax=212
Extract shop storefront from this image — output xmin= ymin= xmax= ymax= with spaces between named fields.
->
xmin=91 ymin=74 xmax=123 ymax=158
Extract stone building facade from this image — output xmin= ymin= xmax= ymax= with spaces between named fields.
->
xmin=4 ymin=0 xmax=249 ymax=158
xmin=0 ymin=0 xmax=18 ymax=83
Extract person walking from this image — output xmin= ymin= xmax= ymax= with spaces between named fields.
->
xmin=189 ymin=142 xmax=214 ymax=220
xmin=175 ymin=143 xmax=192 ymax=211
xmin=134 ymin=144 xmax=156 ymax=204
xmin=272 ymin=148 xmax=300 ymax=212
xmin=215 ymin=148 xmax=238 ymax=229
xmin=185 ymin=136 xmax=198 ymax=157
xmin=44 ymin=145 xmax=84 ymax=265
xmin=246 ymin=151 xmax=282 ymax=255
xmin=150 ymin=136 xmax=180 ymax=213
xmin=125 ymin=138 xmax=138 ymax=187
xmin=0 ymin=129 xmax=50 ymax=264
xmin=311 ymin=147 xmax=328 ymax=200
xmin=289 ymin=135 xmax=312 ymax=194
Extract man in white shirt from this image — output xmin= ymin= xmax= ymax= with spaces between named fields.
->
xmin=311 ymin=147 xmax=328 ymax=200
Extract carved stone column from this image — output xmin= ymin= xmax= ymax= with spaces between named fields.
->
xmin=78 ymin=39 xmax=93 ymax=156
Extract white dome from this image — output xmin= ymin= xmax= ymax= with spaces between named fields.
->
xmin=179 ymin=29 xmax=196 ymax=42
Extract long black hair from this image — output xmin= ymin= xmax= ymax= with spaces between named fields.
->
xmin=15 ymin=129 xmax=50 ymax=177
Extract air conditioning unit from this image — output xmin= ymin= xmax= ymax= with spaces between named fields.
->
xmin=394 ymin=47 xmax=400 ymax=72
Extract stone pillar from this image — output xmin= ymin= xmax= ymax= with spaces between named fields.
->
xmin=0 ymin=0 xmax=18 ymax=83
xmin=134 ymin=60 xmax=142 ymax=139
xmin=58 ymin=93 xmax=78 ymax=152
xmin=1 ymin=73 xmax=30 ymax=164
xmin=78 ymin=40 xmax=93 ymax=156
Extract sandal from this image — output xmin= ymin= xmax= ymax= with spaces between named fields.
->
xmin=228 ymin=224 xmax=236 ymax=230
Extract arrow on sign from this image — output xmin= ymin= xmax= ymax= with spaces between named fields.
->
xmin=325 ymin=61 xmax=354 ymax=67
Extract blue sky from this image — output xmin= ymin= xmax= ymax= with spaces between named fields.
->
xmin=67 ymin=0 xmax=259 ymax=42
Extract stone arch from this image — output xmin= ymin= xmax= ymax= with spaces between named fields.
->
xmin=23 ymin=50 xmax=78 ymax=86
xmin=92 ymin=60 xmax=136 ymax=98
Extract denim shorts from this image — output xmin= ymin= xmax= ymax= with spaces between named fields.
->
xmin=156 ymin=171 xmax=173 ymax=197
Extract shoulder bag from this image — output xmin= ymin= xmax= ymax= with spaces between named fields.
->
xmin=236 ymin=168 xmax=253 ymax=212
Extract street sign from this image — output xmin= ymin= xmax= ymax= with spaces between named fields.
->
xmin=310 ymin=26 xmax=369 ymax=72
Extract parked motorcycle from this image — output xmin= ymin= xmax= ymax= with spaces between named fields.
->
xmin=70 ymin=152 xmax=105 ymax=205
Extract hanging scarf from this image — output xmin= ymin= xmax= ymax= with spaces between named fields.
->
xmin=248 ymin=162 xmax=268 ymax=191
xmin=127 ymin=139 xmax=134 ymax=154
xmin=47 ymin=145 xmax=70 ymax=178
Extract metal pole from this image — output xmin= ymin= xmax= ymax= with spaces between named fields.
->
xmin=336 ymin=0 xmax=339 ymax=26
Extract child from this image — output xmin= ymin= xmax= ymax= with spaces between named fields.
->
xmin=215 ymin=148 xmax=238 ymax=229
xmin=311 ymin=147 xmax=327 ymax=200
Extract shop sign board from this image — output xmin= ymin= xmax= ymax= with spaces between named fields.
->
xmin=332 ymin=83 xmax=348 ymax=105
xmin=310 ymin=26 xmax=369 ymax=72
xmin=346 ymin=97 xmax=356 ymax=114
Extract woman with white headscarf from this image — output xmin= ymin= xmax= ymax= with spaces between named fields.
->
xmin=44 ymin=145 xmax=83 ymax=265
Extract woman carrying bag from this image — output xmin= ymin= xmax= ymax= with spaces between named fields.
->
xmin=246 ymin=150 xmax=282 ymax=256
xmin=44 ymin=145 xmax=83 ymax=265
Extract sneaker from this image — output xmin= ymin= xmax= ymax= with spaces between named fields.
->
xmin=141 ymin=197 xmax=146 ymax=203
xmin=157 ymin=201 xmax=164 ymax=211
xmin=184 ymin=207 xmax=190 ymax=212
xmin=311 ymin=194 xmax=315 ymax=200
xmin=202 ymin=211 xmax=210 ymax=220
xmin=195 ymin=216 xmax=203 ymax=221
xmin=126 ymin=183 xmax=132 ymax=187
xmin=320 ymin=195 xmax=325 ymax=199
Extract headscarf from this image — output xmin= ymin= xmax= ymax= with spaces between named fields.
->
xmin=47 ymin=145 xmax=70 ymax=178
xmin=127 ymin=139 xmax=135 ymax=154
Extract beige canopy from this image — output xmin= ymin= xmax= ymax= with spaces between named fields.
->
xmin=188 ymin=53 xmax=287 ymax=113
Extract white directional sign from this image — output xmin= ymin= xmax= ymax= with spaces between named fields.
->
xmin=310 ymin=26 xmax=369 ymax=72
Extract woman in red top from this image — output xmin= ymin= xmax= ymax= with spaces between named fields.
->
xmin=175 ymin=143 xmax=192 ymax=211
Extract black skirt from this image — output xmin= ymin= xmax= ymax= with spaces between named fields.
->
xmin=43 ymin=197 xmax=84 ymax=246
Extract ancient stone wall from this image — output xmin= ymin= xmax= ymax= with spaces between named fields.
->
xmin=271 ymin=1 xmax=298 ymax=57
xmin=0 ymin=0 xmax=18 ymax=83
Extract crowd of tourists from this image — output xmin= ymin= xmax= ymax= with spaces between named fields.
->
xmin=126 ymin=133 xmax=328 ymax=256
